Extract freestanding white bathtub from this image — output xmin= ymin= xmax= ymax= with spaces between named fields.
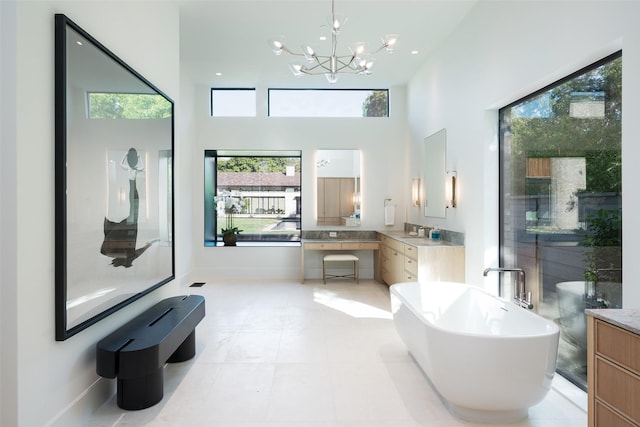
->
xmin=390 ymin=281 xmax=560 ymax=423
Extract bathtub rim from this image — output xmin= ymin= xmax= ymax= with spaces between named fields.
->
xmin=390 ymin=281 xmax=560 ymax=339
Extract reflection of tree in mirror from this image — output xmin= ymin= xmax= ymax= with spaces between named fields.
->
xmin=89 ymin=93 xmax=172 ymax=119
xmin=362 ymin=90 xmax=389 ymax=117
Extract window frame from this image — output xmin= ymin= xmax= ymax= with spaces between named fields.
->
xmin=267 ymin=88 xmax=389 ymax=117
xmin=204 ymin=150 xmax=302 ymax=247
xmin=497 ymin=50 xmax=622 ymax=392
xmin=210 ymin=88 xmax=257 ymax=117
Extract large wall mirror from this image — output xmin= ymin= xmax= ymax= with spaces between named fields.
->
xmin=424 ymin=129 xmax=447 ymax=218
xmin=54 ymin=15 xmax=175 ymax=340
xmin=316 ymin=149 xmax=361 ymax=226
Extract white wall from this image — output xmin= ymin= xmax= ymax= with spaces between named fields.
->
xmin=189 ymin=84 xmax=411 ymax=281
xmin=1 ymin=1 xmax=19 ymax=425
xmin=3 ymin=2 xmax=181 ymax=425
xmin=406 ymin=0 xmax=640 ymax=307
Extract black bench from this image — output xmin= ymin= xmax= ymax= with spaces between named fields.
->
xmin=96 ymin=294 xmax=206 ymax=410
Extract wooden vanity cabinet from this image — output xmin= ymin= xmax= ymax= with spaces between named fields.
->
xmin=379 ymin=234 xmax=465 ymax=286
xmin=588 ymin=315 xmax=640 ymax=427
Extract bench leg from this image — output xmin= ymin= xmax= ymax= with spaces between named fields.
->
xmin=168 ymin=329 xmax=197 ymax=363
xmin=117 ymin=368 xmax=163 ymax=410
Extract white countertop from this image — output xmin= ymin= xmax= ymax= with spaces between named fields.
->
xmin=586 ymin=309 xmax=640 ymax=335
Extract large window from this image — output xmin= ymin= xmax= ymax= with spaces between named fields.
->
xmin=499 ymin=51 xmax=622 ymax=391
xmin=204 ymin=150 xmax=302 ymax=246
xmin=268 ymin=89 xmax=388 ymax=117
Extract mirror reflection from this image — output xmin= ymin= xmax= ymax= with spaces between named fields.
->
xmin=56 ymin=15 xmax=174 ymax=339
xmin=424 ymin=129 xmax=447 ymax=218
xmin=316 ymin=150 xmax=361 ymax=226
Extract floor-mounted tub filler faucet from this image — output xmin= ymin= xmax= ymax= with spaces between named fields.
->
xmin=482 ymin=267 xmax=533 ymax=310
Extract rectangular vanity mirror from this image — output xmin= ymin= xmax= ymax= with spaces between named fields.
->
xmin=316 ymin=149 xmax=361 ymax=226
xmin=424 ymin=129 xmax=447 ymax=218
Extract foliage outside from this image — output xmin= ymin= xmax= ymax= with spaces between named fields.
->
xmin=362 ymin=90 xmax=389 ymax=117
xmin=217 ymin=157 xmax=300 ymax=173
xmin=506 ymin=56 xmax=621 ymax=196
xmin=89 ymin=93 xmax=172 ymax=119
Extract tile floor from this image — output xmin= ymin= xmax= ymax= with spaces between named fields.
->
xmin=88 ymin=279 xmax=588 ymax=426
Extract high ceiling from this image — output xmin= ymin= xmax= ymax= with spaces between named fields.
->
xmin=179 ymin=0 xmax=478 ymax=89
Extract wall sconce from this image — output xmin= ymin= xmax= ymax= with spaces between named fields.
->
xmin=411 ymin=178 xmax=421 ymax=207
xmin=353 ymin=192 xmax=361 ymax=208
xmin=446 ymin=170 xmax=457 ymax=208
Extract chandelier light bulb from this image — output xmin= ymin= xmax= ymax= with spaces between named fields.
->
xmin=384 ymin=34 xmax=399 ymax=53
xmin=303 ymin=45 xmax=317 ymax=63
xmin=289 ymin=63 xmax=304 ymax=77
xmin=269 ymin=37 xmax=286 ymax=55
xmin=350 ymin=42 xmax=366 ymax=56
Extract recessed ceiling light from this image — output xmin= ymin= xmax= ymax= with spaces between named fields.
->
xmin=411 ymin=50 xmax=419 ymax=55
xmin=76 ymin=41 xmax=83 ymax=46
xmin=215 ymin=72 xmax=222 ymax=76
xmin=319 ymin=36 xmax=327 ymax=41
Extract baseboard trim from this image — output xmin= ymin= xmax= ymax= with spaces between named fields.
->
xmin=46 ymin=377 xmax=114 ymax=427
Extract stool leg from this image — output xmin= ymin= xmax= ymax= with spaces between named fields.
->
xmin=323 ymin=259 xmax=326 ymax=284
xmin=355 ymin=259 xmax=359 ymax=284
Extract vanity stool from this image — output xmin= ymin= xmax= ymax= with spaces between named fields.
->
xmin=323 ymin=254 xmax=359 ymax=284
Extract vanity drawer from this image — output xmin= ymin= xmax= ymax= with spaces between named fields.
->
xmin=342 ymin=242 xmax=379 ymax=250
xmin=596 ymin=321 xmax=640 ymax=374
xmin=403 ymin=244 xmax=418 ymax=259
xmin=304 ymin=242 xmax=342 ymax=250
xmin=382 ymin=245 xmax=399 ymax=259
xmin=595 ymin=401 xmax=636 ymax=427
xmin=382 ymin=237 xmax=404 ymax=252
xmin=403 ymin=271 xmax=418 ymax=282
xmin=404 ymin=256 xmax=418 ymax=275
xmin=595 ymin=357 xmax=640 ymax=424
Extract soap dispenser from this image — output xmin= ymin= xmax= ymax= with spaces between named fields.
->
xmin=430 ymin=227 xmax=441 ymax=241
xmin=429 ymin=227 xmax=440 ymax=240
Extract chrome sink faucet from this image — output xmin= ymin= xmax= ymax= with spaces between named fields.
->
xmin=482 ymin=267 xmax=533 ymax=310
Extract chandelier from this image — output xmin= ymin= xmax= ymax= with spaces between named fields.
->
xmin=269 ymin=0 xmax=398 ymax=84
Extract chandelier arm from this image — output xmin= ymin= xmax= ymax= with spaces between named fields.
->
xmin=335 ymin=56 xmax=357 ymax=72
xmin=281 ymin=46 xmax=306 ymax=57
xmin=302 ymin=58 xmax=333 ymax=74
xmin=371 ymin=43 xmax=389 ymax=55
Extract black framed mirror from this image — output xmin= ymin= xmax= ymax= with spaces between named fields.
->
xmin=55 ymin=14 xmax=175 ymax=340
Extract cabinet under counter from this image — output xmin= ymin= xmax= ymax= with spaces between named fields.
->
xmin=587 ymin=310 xmax=640 ymax=427
xmin=377 ymin=232 xmax=465 ymax=286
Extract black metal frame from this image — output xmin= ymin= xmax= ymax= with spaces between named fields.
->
xmin=54 ymin=14 xmax=175 ymax=340
xmin=497 ymin=50 xmax=622 ymax=391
